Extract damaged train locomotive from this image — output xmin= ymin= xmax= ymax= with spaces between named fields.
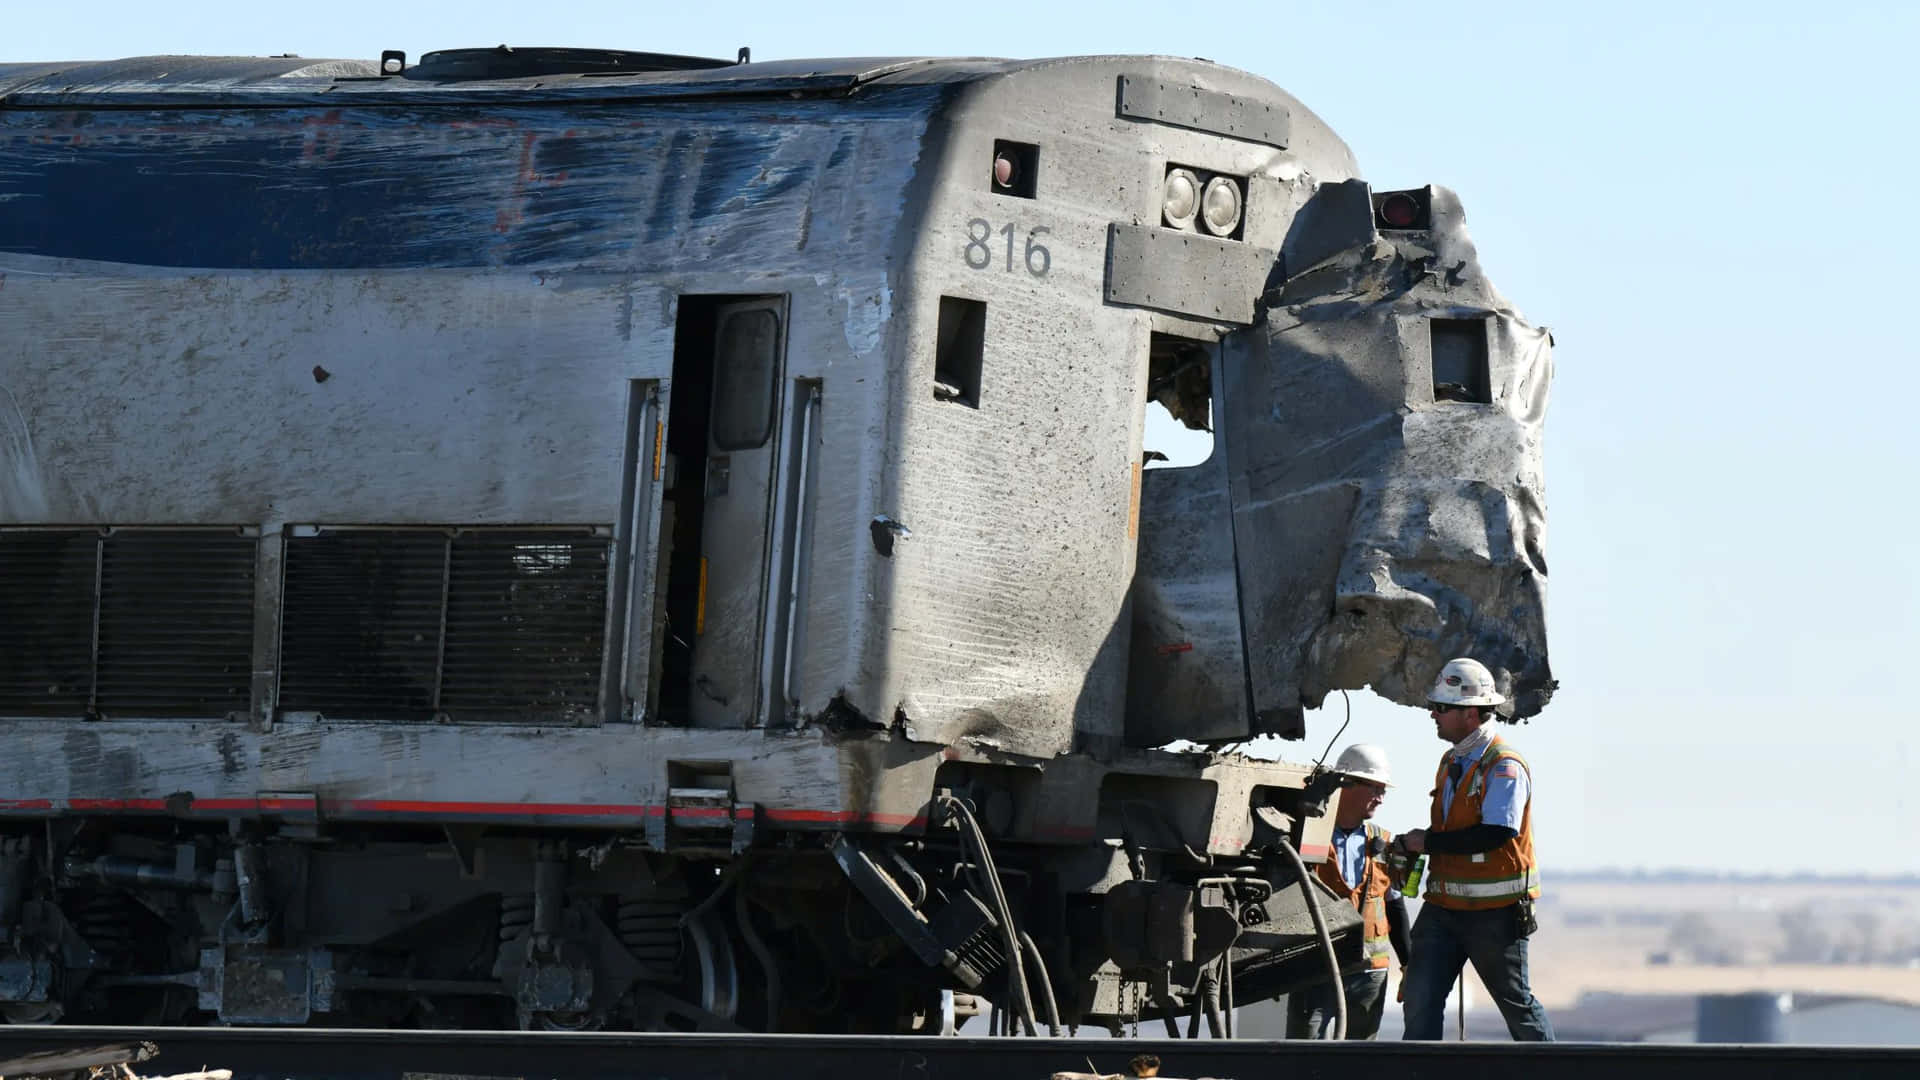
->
xmin=0 ymin=47 xmax=1553 ymax=1032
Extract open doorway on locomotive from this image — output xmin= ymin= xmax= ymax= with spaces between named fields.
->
xmin=654 ymin=295 xmax=801 ymax=729
xmin=0 ymin=48 xmax=1552 ymax=1033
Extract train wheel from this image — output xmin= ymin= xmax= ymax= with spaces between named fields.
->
xmin=682 ymin=909 xmax=739 ymax=1022
xmin=534 ymin=1009 xmax=602 ymax=1031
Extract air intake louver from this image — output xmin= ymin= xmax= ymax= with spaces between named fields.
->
xmin=97 ymin=532 xmax=257 ymax=715
xmin=278 ymin=531 xmax=445 ymax=718
xmin=279 ymin=530 xmax=609 ymax=723
xmin=0 ymin=532 xmax=100 ymax=714
xmin=0 ymin=530 xmax=257 ymax=717
xmin=439 ymin=537 xmax=610 ymax=719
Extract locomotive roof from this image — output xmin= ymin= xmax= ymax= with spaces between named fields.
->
xmin=0 ymin=53 xmax=1255 ymax=109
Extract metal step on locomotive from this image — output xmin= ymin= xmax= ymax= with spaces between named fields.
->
xmin=0 ymin=45 xmax=1554 ymax=1033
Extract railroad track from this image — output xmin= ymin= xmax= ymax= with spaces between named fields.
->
xmin=2 ymin=1027 xmax=1918 ymax=1080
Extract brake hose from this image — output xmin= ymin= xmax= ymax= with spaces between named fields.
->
xmin=1276 ymin=835 xmax=1347 ymax=1040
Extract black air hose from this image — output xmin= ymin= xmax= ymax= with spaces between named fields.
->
xmin=1019 ymin=929 xmax=1063 ymax=1037
xmin=1276 ymin=835 xmax=1347 ymax=1040
xmin=939 ymin=795 xmax=1038 ymax=1036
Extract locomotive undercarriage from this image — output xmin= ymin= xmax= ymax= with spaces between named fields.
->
xmin=0 ymin=799 xmax=1361 ymax=1033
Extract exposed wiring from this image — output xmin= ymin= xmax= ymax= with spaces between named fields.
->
xmin=1313 ymin=689 xmax=1354 ymax=769
xmin=1276 ymin=834 xmax=1347 ymax=1040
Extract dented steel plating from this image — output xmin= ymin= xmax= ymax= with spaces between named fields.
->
xmin=1262 ymin=185 xmax=1555 ymax=719
xmin=1128 ymin=181 xmax=1553 ymax=740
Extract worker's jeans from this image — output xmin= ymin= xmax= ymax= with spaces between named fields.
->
xmin=1403 ymin=903 xmax=1554 ymax=1041
xmin=1286 ymin=968 xmax=1389 ymax=1039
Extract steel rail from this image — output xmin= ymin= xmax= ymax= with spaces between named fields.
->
xmin=1 ymin=1026 xmax=1918 ymax=1080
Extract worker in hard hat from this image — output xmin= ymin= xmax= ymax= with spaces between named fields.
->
xmin=1286 ymin=742 xmax=1411 ymax=1039
xmin=1395 ymin=658 xmax=1554 ymax=1041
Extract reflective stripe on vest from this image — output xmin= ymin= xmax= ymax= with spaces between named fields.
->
xmin=1430 ymin=868 xmax=1541 ymax=901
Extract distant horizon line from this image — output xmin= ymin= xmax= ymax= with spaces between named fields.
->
xmin=1554 ymin=869 xmax=1920 ymax=885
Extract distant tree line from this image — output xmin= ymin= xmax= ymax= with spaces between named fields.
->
xmin=1656 ymin=904 xmax=1920 ymax=967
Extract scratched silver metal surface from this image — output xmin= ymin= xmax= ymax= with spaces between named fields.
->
xmin=0 ymin=53 xmax=1545 ymax=827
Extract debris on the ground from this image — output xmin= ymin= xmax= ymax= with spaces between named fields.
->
xmin=0 ymin=1041 xmax=156 ymax=1080
xmin=0 ymin=1041 xmax=228 ymax=1080
xmin=1053 ymin=1052 xmax=1224 ymax=1080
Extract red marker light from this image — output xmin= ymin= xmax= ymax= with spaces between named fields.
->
xmin=1379 ymin=193 xmax=1420 ymax=228
xmin=993 ymin=153 xmax=1017 ymax=189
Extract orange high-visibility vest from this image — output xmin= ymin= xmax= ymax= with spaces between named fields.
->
xmin=1315 ymin=822 xmax=1395 ymax=969
xmin=1424 ymin=735 xmax=1539 ymax=911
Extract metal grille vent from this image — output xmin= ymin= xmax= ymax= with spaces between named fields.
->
xmin=0 ymin=532 xmax=99 ymax=714
xmin=278 ymin=532 xmax=445 ymax=719
xmin=0 ymin=530 xmax=257 ymax=718
xmin=279 ymin=530 xmax=610 ymax=723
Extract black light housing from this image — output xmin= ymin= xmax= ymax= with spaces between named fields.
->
xmin=1371 ymin=187 xmax=1433 ymax=231
xmin=991 ymin=140 xmax=1039 ymax=199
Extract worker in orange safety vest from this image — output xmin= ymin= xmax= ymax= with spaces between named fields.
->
xmin=1285 ymin=743 xmax=1411 ymax=1039
xmin=1395 ymin=658 xmax=1554 ymax=1041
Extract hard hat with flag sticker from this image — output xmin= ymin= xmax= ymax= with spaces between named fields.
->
xmin=1427 ymin=657 xmax=1506 ymax=708
xmin=1332 ymin=743 xmax=1393 ymax=787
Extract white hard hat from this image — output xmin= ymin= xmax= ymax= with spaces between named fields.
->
xmin=1427 ymin=657 xmax=1506 ymax=708
xmin=1333 ymin=743 xmax=1393 ymax=787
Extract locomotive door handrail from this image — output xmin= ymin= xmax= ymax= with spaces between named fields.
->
xmin=766 ymin=380 xmax=822 ymax=725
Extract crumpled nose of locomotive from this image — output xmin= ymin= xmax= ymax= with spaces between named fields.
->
xmin=1233 ymin=183 xmax=1556 ymax=724
xmin=1299 ymin=446 xmax=1555 ymax=718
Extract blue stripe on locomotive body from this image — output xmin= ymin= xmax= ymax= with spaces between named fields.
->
xmin=0 ymin=87 xmax=946 ymax=269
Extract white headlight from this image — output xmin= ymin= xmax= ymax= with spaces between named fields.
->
xmin=1163 ymin=168 xmax=1201 ymax=230
xmin=1200 ymin=176 xmax=1242 ymax=236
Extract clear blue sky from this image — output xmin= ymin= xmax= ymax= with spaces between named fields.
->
xmin=7 ymin=2 xmax=1915 ymax=874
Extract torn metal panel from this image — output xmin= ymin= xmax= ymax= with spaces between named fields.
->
xmin=1125 ymin=183 xmax=1554 ymax=740
xmin=1278 ymin=177 xmax=1377 ymax=280
xmin=1227 ymin=184 xmax=1554 ymax=723
xmin=1126 ymin=434 xmax=1251 ymax=747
